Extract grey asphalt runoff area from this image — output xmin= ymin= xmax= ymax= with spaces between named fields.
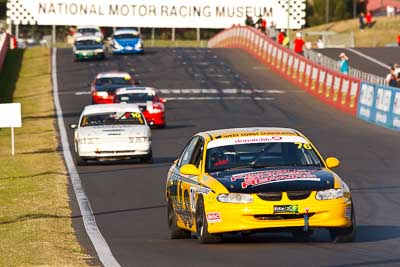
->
xmin=56 ymin=47 xmax=400 ymax=267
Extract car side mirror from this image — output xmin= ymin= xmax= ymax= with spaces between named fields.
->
xmin=180 ymin=164 xmax=201 ymax=176
xmin=160 ymin=98 xmax=167 ymax=103
xmin=325 ymin=157 xmax=340 ymax=169
xmin=70 ymin=123 xmax=78 ymax=129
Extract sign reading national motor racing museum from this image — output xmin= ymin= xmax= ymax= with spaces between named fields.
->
xmin=7 ymin=0 xmax=306 ymax=29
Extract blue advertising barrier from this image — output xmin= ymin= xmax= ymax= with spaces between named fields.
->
xmin=358 ymin=82 xmax=400 ymax=130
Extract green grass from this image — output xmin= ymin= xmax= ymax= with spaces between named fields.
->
xmin=300 ymin=16 xmax=400 ymax=47
xmin=0 ymin=47 xmax=91 ymax=266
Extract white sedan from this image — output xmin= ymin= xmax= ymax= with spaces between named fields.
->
xmin=70 ymin=104 xmax=152 ymax=165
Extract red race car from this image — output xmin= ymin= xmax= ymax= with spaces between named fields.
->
xmin=114 ymin=87 xmax=166 ymax=128
xmin=91 ymin=72 xmax=137 ymax=104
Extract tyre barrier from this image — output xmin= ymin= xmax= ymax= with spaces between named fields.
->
xmin=209 ymin=26 xmax=400 ymax=131
xmin=0 ymin=33 xmax=10 ymax=73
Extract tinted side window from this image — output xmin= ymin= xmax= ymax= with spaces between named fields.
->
xmin=178 ymin=137 xmax=199 ymax=167
xmin=189 ymin=139 xmax=204 ymax=168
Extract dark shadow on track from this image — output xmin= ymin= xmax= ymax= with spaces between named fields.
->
xmin=0 ymin=49 xmax=24 ymax=104
xmin=83 ymin=204 xmax=166 ymax=218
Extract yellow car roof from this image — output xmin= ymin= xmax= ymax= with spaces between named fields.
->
xmin=198 ymin=127 xmax=301 ymax=141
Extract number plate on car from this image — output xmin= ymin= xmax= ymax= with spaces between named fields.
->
xmin=273 ymin=205 xmax=298 ymax=213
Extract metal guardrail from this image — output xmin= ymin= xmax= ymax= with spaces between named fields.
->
xmin=304 ymin=49 xmax=386 ymax=85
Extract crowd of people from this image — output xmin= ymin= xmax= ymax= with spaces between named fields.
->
xmin=244 ymin=16 xmax=354 ymax=77
xmin=245 ymin=15 xmax=306 ymax=56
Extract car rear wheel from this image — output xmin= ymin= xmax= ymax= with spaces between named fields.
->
xmin=140 ymin=150 xmax=153 ymax=164
xmin=329 ymin=202 xmax=356 ymax=243
xmin=74 ymin=144 xmax=87 ymax=166
xmin=167 ymin=201 xmax=191 ymax=239
xmin=195 ymin=197 xmax=222 ymax=244
xmin=75 ymin=153 xmax=87 ymax=166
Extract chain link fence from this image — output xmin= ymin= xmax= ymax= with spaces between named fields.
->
xmin=304 ymin=49 xmax=386 ymax=85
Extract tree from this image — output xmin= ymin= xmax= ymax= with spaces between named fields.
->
xmin=306 ymin=0 xmax=356 ymax=27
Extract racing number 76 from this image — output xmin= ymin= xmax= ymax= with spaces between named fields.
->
xmin=295 ymin=142 xmax=312 ymax=150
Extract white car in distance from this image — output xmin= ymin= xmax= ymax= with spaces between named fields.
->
xmin=75 ymin=25 xmax=103 ymax=39
xmin=70 ymin=104 xmax=152 ymax=165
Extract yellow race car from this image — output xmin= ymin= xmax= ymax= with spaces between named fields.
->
xmin=166 ymin=127 xmax=356 ymax=243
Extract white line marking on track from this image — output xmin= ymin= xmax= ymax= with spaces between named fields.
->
xmin=346 ymin=48 xmax=391 ymax=69
xmin=52 ymin=48 xmax=121 ymax=267
xmin=164 ymin=96 xmax=275 ymax=101
xmin=75 ymin=91 xmax=91 ymax=95
xmin=74 ymin=88 xmax=287 ymax=96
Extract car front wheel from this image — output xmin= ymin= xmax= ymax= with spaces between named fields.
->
xmin=195 ymin=197 xmax=222 ymax=244
xmin=329 ymin=201 xmax=356 ymax=243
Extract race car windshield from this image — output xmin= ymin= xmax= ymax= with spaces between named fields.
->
xmin=114 ymin=93 xmax=155 ymax=103
xmin=95 ymin=77 xmax=132 ymax=87
xmin=206 ymin=142 xmax=323 ymax=173
xmin=114 ymin=33 xmax=139 ymax=39
xmin=75 ymin=40 xmax=101 ymax=46
xmin=78 ymin=28 xmax=98 ymax=34
xmin=80 ymin=112 xmax=145 ymax=127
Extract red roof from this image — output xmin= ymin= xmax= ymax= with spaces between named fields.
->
xmin=367 ymin=0 xmax=400 ymax=11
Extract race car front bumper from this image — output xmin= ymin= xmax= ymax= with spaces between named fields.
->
xmin=112 ymin=47 xmax=143 ymax=54
xmin=78 ymin=141 xmax=151 ymax=158
xmin=203 ymin=192 xmax=353 ymax=234
xmin=75 ymin=51 xmax=105 ymax=60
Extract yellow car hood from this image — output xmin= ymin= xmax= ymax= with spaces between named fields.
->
xmin=208 ymin=167 xmax=335 ymax=193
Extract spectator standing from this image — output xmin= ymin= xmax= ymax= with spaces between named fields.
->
xmin=245 ymin=15 xmax=254 ymax=27
xmin=387 ymin=5 xmax=395 ymax=17
xmin=293 ymin=32 xmax=305 ymax=55
xmin=365 ymin=11 xmax=373 ymax=28
xmin=10 ymin=35 xmax=17 ymax=49
xmin=359 ymin=13 xmax=365 ymax=31
xmin=385 ymin=65 xmax=399 ymax=87
xmin=261 ymin=18 xmax=267 ymax=34
xmin=316 ymin=38 xmax=325 ymax=49
xmin=283 ymin=34 xmax=290 ymax=48
xmin=268 ymin=22 xmax=277 ymax=41
xmin=339 ymin=52 xmax=349 ymax=75
xmin=277 ymin=29 xmax=285 ymax=44
xmin=255 ymin=15 xmax=263 ymax=29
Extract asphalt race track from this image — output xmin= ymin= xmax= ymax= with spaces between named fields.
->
xmin=316 ymin=47 xmax=400 ymax=77
xmin=56 ymin=48 xmax=400 ymax=267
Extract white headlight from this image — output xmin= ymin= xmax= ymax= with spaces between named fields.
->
xmin=316 ymin=188 xmax=344 ymax=200
xmin=135 ymin=41 xmax=143 ymax=49
xmin=217 ymin=193 xmax=253 ymax=203
xmin=113 ymin=40 xmax=123 ymax=49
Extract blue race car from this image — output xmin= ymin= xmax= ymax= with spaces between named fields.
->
xmin=112 ymin=29 xmax=144 ymax=54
